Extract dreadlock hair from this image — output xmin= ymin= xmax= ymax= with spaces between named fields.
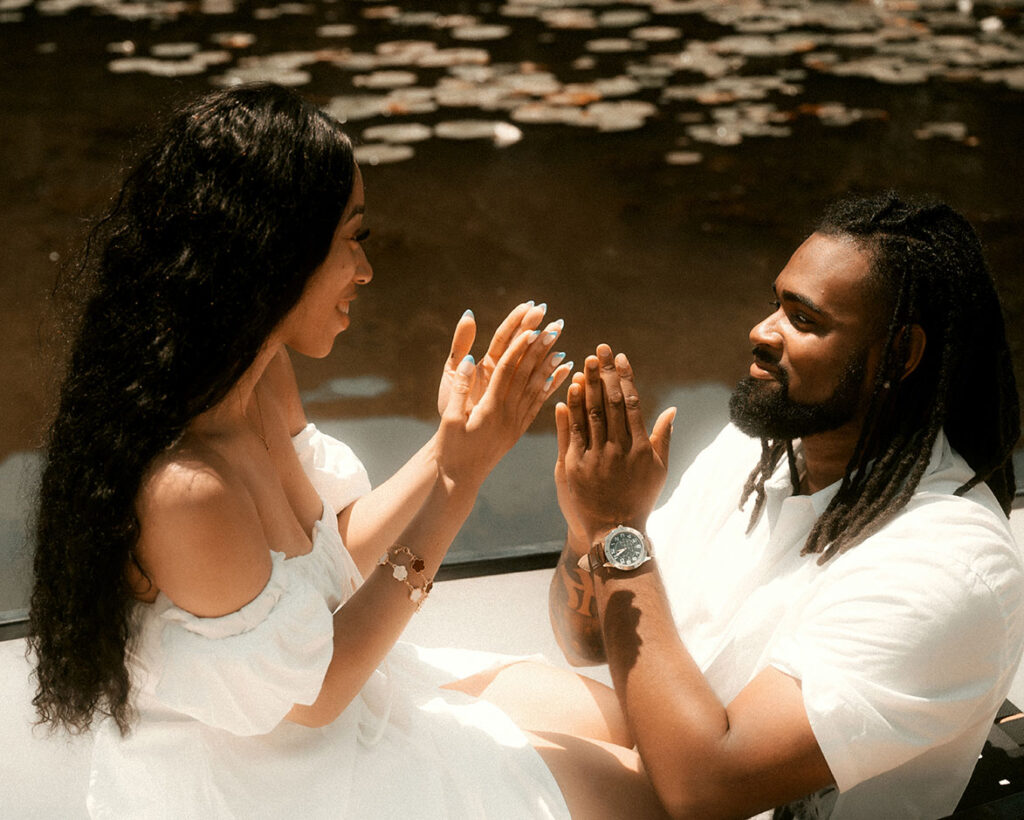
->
xmin=739 ymin=191 xmax=1019 ymax=564
xmin=29 ymin=83 xmax=355 ymax=735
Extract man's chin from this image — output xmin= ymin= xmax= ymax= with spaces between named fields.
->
xmin=730 ymin=379 xmax=772 ymax=436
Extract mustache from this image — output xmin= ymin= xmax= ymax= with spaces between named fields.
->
xmin=751 ymin=345 xmax=788 ymax=385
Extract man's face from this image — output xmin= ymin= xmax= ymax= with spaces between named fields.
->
xmin=729 ymin=232 xmax=885 ymax=440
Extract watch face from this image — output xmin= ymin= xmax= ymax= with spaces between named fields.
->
xmin=606 ymin=529 xmax=646 ymax=569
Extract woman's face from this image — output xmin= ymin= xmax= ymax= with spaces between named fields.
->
xmin=277 ymin=165 xmax=373 ymax=358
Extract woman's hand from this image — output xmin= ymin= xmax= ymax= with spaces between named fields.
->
xmin=556 ymin=344 xmax=675 ymax=542
xmin=436 ymin=321 xmax=572 ymax=489
xmin=437 ymin=302 xmax=551 ymax=417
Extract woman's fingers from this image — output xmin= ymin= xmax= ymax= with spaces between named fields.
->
xmin=483 ymin=328 xmax=537 ymax=407
xmin=443 ymin=355 xmax=477 ymax=421
xmin=447 ymin=309 xmax=477 ymax=369
xmin=508 ymin=319 xmax=563 ymax=402
xmin=483 ymin=301 xmax=545 ymax=365
xmin=520 ymin=357 xmax=573 ymax=434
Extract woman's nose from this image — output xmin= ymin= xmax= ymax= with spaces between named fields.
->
xmin=355 ymin=254 xmax=373 ymax=285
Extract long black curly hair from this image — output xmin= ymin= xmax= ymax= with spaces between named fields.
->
xmin=28 ymin=83 xmax=355 ymax=735
xmin=740 ymin=192 xmax=1019 ymax=562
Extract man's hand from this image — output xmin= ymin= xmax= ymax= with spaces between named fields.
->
xmin=556 ymin=344 xmax=675 ymax=542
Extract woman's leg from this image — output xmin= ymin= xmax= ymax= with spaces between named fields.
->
xmin=445 ymin=659 xmax=632 ymax=747
xmin=447 ymin=661 xmax=668 ymax=817
xmin=527 ymin=730 xmax=670 ymax=819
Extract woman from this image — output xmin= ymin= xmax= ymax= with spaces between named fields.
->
xmin=28 ymin=84 xmax=666 ymax=818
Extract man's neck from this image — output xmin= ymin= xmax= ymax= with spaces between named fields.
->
xmin=798 ymin=422 xmax=863 ymax=494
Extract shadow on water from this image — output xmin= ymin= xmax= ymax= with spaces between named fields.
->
xmin=2 ymin=0 xmax=1024 ymax=612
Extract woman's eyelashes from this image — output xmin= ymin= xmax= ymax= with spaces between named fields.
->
xmin=353 ymin=228 xmax=370 ymax=243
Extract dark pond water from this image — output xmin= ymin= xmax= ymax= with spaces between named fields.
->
xmin=2 ymin=0 xmax=1024 ymax=615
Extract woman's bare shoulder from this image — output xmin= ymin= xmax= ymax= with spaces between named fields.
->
xmin=134 ymin=439 xmax=274 ymax=617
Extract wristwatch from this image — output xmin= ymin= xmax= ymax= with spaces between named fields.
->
xmin=578 ymin=525 xmax=653 ymax=573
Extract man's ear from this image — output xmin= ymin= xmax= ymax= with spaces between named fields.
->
xmin=899 ymin=324 xmax=926 ymax=380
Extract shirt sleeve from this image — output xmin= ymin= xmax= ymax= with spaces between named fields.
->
xmin=291 ymin=423 xmax=372 ymax=515
xmin=769 ymin=497 xmax=1024 ymax=791
xmin=153 ymin=551 xmax=335 ymax=736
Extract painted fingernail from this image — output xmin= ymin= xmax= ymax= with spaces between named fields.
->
xmin=551 ymin=351 xmax=566 ymax=366
xmin=529 ymin=330 xmax=541 ymax=342
xmin=536 ymin=302 xmax=547 ymax=315
xmin=545 ymin=374 xmax=554 ymax=385
xmin=564 ymin=360 xmax=574 ymax=371
xmin=462 ymin=309 xmax=474 ymax=319
xmin=525 ymin=300 xmax=534 ymax=307
xmin=543 ymin=330 xmax=559 ymax=346
xmin=457 ymin=354 xmax=475 ymax=375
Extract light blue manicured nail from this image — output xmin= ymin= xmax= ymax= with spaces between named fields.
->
xmin=545 ymin=374 xmax=554 ymax=385
xmin=564 ymin=360 xmax=574 ymax=371
xmin=550 ymin=318 xmax=564 ymax=331
xmin=529 ymin=330 xmax=541 ymax=340
xmin=463 ymin=354 xmax=475 ymax=364
xmin=552 ymin=351 xmax=566 ymax=365
xmin=525 ymin=300 xmax=534 ymax=307
xmin=536 ymin=302 xmax=547 ymax=315
xmin=462 ymin=309 xmax=474 ymax=319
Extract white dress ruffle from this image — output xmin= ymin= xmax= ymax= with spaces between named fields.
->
xmin=86 ymin=424 xmax=568 ymax=819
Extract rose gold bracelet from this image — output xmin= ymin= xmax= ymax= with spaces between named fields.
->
xmin=377 ymin=544 xmax=434 ymax=610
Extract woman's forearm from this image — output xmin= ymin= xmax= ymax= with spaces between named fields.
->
xmin=338 ymin=433 xmax=441 ymax=577
xmin=287 ymin=469 xmax=480 ymax=727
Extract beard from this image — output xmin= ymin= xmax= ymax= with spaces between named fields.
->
xmin=729 ymin=348 xmax=870 ymax=441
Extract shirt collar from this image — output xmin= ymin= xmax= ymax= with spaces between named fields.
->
xmin=761 ymin=428 xmax=953 ymax=520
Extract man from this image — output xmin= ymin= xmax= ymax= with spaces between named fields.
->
xmin=549 ymin=192 xmax=1023 ymax=818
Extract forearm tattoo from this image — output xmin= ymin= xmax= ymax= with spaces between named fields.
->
xmin=550 ymin=549 xmax=606 ymax=663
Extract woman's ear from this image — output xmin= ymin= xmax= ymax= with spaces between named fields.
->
xmin=899 ymin=324 xmax=926 ymax=380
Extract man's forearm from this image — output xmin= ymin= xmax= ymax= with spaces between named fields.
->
xmin=593 ymin=565 xmax=831 ymax=819
xmin=548 ymin=533 xmax=607 ymax=665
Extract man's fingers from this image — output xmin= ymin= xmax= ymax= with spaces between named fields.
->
xmin=555 ymin=401 xmax=571 ymax=462
xmin=614 ymin=352 xmax=648 ymax=442
xmin=565 ymin=380 xmax=589 ymax=450
xmin=650 ymin=406 xmax=677 ymax=466
xmin=596 ymin=344 xmax=628 ymax=447
xmin=583 ymin=355 xmax=606 ymax=447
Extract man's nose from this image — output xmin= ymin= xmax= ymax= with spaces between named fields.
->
xmin=749 ymin=309 xmax=782 ymax=349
